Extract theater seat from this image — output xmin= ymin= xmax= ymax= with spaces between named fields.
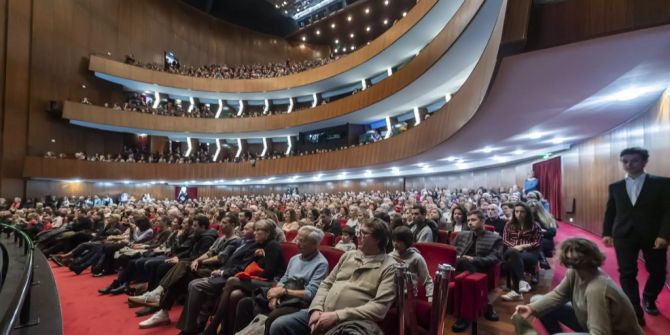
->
xmin=319 ymin=246 xmax=344 ymax=272
xmin=412 ymin=243 xmax=458 ymax=331
xmin=484 ymin=224 xmax=495 ymax=232
xmin=321 ymin=232 xmax=335 ymax=246
xmin=284 ymin=230 xmax=298 ymax=243
xmin=279 ymin=242 xmax=299 ymax=266
xmin=437 ymin=229 xmax=450 ymax=244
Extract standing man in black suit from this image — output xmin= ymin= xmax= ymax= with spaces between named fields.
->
xmin=603 ymin=147 xmax=670 ymax=326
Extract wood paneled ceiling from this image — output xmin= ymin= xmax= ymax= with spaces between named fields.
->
xmin=286 ymin=0 xmax=418 ymax=54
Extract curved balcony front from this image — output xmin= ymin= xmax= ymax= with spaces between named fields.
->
xmin=66 ymin=0 xmax=487 ymax=138
xmin=90 ymin=0 xmax=464 ymax=100
xmin=26 ymin=0 xmax=506 ymax=182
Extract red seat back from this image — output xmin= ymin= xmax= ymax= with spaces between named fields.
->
xmin=279 ymin=242 xmax=299 ymax=267
xmin=484 ymin=225 xmax=495 ymax=232
xmin=319 ymin=246 xmax=345 ymax=272
xmin=321 ymin=232 xmax=335 ymax=246
xmin=284 ymin=230 xmax=298 ymax=243
xmin=413 ymin=242 xmax=457 ymax=301
xmin=437 ymin=230 xmax=450 ymax=244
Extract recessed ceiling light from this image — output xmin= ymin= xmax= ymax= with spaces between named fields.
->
xmin=383 ymin=19 xmax=388 ymax=25
xmin=384 ymin=0 xmax=389 ymax=5
xmin=551 ymin=137 xmax=565 ymax=144
xmin=527 ymin=131 xmax=544 ymax=139
xmin=331 ymin=23 xmax=336 ymax=28
xmin=334 ymin=39 xmax=339 ymax=44
xmin=365 ymin=8 xmax=370 ymax=14
xmin=350 ymin=46 xmax=355 ymax=51
xmin=301 ymin=36 xmax=306 ymax=41
xmin=316 ymin=30 xmax=320 ymax=35
xmin=366 ymin=26 xmax=370 ymax=32
xmin=513 ymin=149 xmax=525 ymax=155
xmin=350 ymin=33 xmax=354 ymax=38
xmin=364 ymin=170 xmax=372 ymax=176
xmin=347 ymin=15 xmax=352 ymax=21
xmin=445 ymin=156 xmax=457 ymax=162
xmin=402 ymin=12 xmax=407 ymax=17
xmin=481 ymin=146 xmax=494 ymax=153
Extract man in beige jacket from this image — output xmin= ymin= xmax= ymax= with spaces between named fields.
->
xmin=269 ymin=218 xmax=396 ymax=335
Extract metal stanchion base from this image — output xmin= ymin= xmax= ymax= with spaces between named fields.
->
xmin=14 ymin=317 xmax=40 ymax=329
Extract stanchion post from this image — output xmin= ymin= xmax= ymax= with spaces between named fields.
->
xmin=429 ymin=264 xmax=455 ymax=335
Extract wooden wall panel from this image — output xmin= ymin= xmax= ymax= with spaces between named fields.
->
xmin=501 ymin=0 xmax=532 ymax=45
xmin=562 ymin=88 xmax=670 ymax=235
xmin=0 ymin=0 xmax=32 ymax=197
xmin=63 ymin=1 xmax=483 ymax=135
xmin=406 ymin=160 xmax=533 ymax=191
xmin=88 ymin=0 xmax=441 ymax=93
xmin=527 ymin=0 xmax=670 ymax=50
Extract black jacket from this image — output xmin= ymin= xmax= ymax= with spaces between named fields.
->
xmin=603 ymin=174 xmax=670 ymax=242
xmin=453 ymin=230 xmax=502 ymax=268
xmin=177 ymin=229 xmax=218 ymax=261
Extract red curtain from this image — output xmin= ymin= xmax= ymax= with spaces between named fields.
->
xmin=532 ymin=156 xmax=562 ymax=219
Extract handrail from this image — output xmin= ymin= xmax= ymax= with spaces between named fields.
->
xmin=0 ymin=224 xmax=35 ymax=335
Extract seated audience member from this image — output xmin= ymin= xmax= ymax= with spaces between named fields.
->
xmin=410 ymin=205 xmax=437 ymax=242
xmin=526 ymin=190 xmax=550 ymax=212
xmin=501 ymin=203 xmax=543 ymax=301
xmin=485 ymin=204 xmax=507 ymax=235
xmin=201 ymin=219 xmax=284 ymax=335
xmin=130 ymin=214 xmax=241 ymax=323
xmin=451 ymin=209 xmax=503 ymax=332
xmin=390 ymin=226 xmax=433 ymax=302
xmin=446 ymin=204 xmax=469 ymax=233
xmin=235 ymin=226 xmax=329 ymax=334
xmin=282 ymin=209 xmax=300 ymax=234
xmin=318 ymin=208 xmax=342 ymax=236
xmin=528 ymin=200 xmax=557 ymax=270
xmin=428 ymin=207 xmax=448 ymax=230
xmin=51 ymin=214 xmax=124 ymax=268
xmin=175 ymin=221 xmax=258 ymax=334
xmin=514 ymin=238 xmax=644 ymax=335
xmin=334 ymin=226 xmax=357 ymax=252
xmin=500 ymin=202 xmax=514 ymax=221
xmin=93 ymin=215 xmax=155 ymax=276
xmin=269 ymin=218 xmax=396 ymax=335
xmin=129 ymin=215 xmax=217 ymax=309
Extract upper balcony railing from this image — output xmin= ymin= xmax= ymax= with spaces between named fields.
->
xmin=89 ymin=0 xmax=446 ymax=97
xmin=27 ymin=0 xmax=507 ymax=181
xmin=67 ymin=0 xmax=482 ymax=136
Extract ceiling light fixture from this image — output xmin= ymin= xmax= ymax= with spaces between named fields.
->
xmin=347 ymin=15 xmax=352 ymax=21
xmin=237 ymin=100 xmax=244 ymax=116
xmin=331 ymin=23 xmax=336 ymax=28
xmin=366 ymin=26 xmax=370 ymax=32
xmin=413 ymin=107 xmax=421 ymax=126
xmin=365 ymin=8 xmax=370 ymax=14
xmin=551 ymin=137 xmax=565 ymax=144
xmin=285 ymin=135 xmax=293 ymax=155
xmin=513 ymin=149 xmax=525 ymax=155
xmin=152 ymin=91 xmax=160 ymax=108
xmin=213 ymin=139 xmax=221 ymax=162
xmin=481 ymin=146 xmax=494 ymax=153
xmin=349 ymin=33 xmax=354 ymax=38
xmin=383 ymin=19 xmax=388 ymax=25
xmin=301 ymin=36 xmax=306 ymax=41
xmin=235 ymin=138 xmax=243 ymax=158
xmin=261 ymin=137 xmax=268 ymax=157
xmin=184 ymin=137 xmax=193 ymax=157
xmin=316 ymin=30 xmax=320 ymax=35
xmin=187 ymin=97 xmax=195 ymax=113
xmin=527 ymin=131 xmax=544 ymax=139
xmin=384 ymin=116 xmax=392 ymax=139
xmin=215 ymin=99 xmax=223 ymax=118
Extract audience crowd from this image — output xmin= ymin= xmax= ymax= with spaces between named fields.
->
xmin=0 ymin=185 xmax=571 ymax=334
xmin=124 ymin=54 xmax=340 ymax=80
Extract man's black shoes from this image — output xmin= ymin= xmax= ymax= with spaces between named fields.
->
xmin=451 ymin=318 xmax=470 ymax=333
xmin=643 ymin=298 xmax=660 ymax=316
xmin=484 ymin=304 xmax=499 ymax=321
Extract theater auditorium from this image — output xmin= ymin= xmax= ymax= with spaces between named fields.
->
xmin=1 ymin=0 xmax=670 ymax=334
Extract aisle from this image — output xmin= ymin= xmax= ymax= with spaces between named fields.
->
xmin=51 ymin=264 xmax=182 ymax=335
xmin=51 ymin=223 xmax=670 ymax=334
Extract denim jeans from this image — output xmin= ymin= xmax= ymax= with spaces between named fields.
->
xmin=530 ymin=295 xmax=588 ymax=334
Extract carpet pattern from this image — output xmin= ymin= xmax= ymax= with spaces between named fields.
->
xmin=51 ymin=223 xmax=670 ymax=334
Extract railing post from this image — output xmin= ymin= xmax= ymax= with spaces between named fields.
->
xmin=429 ymin=264 xmax=455 ymax=335
xmin=394 ymin=263 xmax=408 ymax=335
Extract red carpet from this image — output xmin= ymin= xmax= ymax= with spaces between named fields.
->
xmin=50 ymin=264 xmax=182 ymax=335
xmin=51 ymin=224 xmax=670 ymax=334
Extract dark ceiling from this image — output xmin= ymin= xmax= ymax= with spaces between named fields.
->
xmin=182 ymin=0 xmax=299 ymax=37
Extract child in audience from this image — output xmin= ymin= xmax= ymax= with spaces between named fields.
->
xmin=390 ymin=226 xmax=434 ymax=302
xmin=334 ymin=226 xmax=357 ymax=252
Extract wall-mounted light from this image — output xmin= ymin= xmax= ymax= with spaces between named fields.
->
xmin=213 ymin=139 xmax=221 ymax=162
xmin=237 ymin=100 xmax=244 ymax=116
xmin=215 ymin=99 xmax=223 ymax=118
xmin=235 ymin=138 xmax=243 ymax=158
xmin=261 ymin=137 xmax=268 ymax=157
xmin=287 ymin=98 xmax=295 ymax=113
xmin=263 ymin=99 xmax=270 ymax=114
xmin=286 ymin=136 xmax=293 ymax=155
xmin=384 ymin=116 xmax=392 ymax=139
xmin=361 ymin=79 xmax=367 ymax=90
xmin=387 ymin=68 xmax=393 ymax=76
xmin=311 ymin=93 xmax=318 ymax=108
xmin=153 ymin=91 xmax=160 ymax=109
xmin=184 ymin=137 xmax=193 ymax=157
xmin=413 ymin=107 xmax=421 ymax=126
xmin=187 ymin=97 xmax=195 ymax=113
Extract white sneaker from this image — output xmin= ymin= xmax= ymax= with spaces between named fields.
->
xmin=128 ymin=291 xmax=161 ymax=306
xmin=501 ymin=290 xmax=523 ymax=302
xmin=519 ymin=280 xmax=531 ymax=293
xmin=139 ymin=310 xmax=170 ymax=329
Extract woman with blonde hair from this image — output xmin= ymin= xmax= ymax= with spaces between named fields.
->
xmin=528 ymin=200 xmax=557 ymax=270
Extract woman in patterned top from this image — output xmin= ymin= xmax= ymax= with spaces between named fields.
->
xmin=501 ymin=202 xmax=543 ymax=302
